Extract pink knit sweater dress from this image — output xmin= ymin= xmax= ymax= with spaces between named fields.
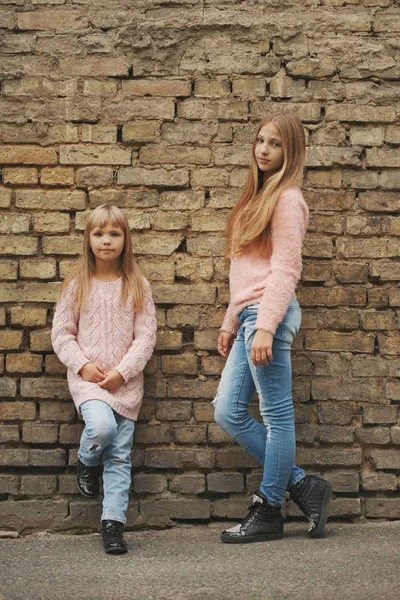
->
xmin=221 ymin=186 xmax=309 ymax=336
xmin=51 ymin=277 xmax=157 ymax=421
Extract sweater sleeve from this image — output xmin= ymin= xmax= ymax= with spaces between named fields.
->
xmin=114 ymin=281 xmax=157 ymax=382
xmin=255 ymin=189 xmax=309 ymax=334
xmin=51 ymin=281 xmax=91 ymax=375
xmin=221 ymin=304 xmax=240 ymax=336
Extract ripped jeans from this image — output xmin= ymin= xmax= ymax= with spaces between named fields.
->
xmin=214 ymin=300 xmax=305 ymax=506
xmin=79 ymin=400 xmax=135 ymax=524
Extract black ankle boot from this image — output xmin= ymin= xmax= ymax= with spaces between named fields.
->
xmin=77 ymin=459 xmax=101 ymax=498
xmin=288 ymin=475 xmax=332 ymax=538
xmin=221 ymin=490 xmax=284 ymax=544
xmin=102 ymin=520 xmax=127 ymax=555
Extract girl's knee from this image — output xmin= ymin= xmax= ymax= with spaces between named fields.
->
xmin=214 ymin=403 xmax=234 ymax=433
xmin=86 ymin=420 xmax=117 ymax=447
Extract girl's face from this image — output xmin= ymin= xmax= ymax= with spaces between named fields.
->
xmin=254 ymin=122 xmax=284 ymax=181
xmin=89 ymin=222 xmax=125 ymax=267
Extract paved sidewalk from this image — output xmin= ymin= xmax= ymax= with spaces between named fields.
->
xmin=1 ymin=520 xmax=399 ymax=600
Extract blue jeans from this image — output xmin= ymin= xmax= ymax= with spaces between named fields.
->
xmin=214 ymin=299 xmax=305 ymax=506
xmin=79 ymin=400 xmax=135 ymax=524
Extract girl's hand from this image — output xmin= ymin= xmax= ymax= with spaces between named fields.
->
xmin=98 ymin=369 xmax=124 ymax=391
xmin=217 ymin=331 xmax=235 ymax=358
xmin=79 ymin=362 xmax=106 ymax=383
xmin=251 ymin=330 xmax=273 ymax=367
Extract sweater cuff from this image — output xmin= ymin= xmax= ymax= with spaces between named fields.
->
xmin=255 ymin=315 xmax=278 ymax=336
xmin=71 ymin=357 xmax=90 ymax=376
xmin=114 ymin=364 xmax=130 ymax=383
xmin=221 ymin=314 xmax=240 ymax=336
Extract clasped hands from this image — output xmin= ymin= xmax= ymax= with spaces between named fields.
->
xmin=217 ymin=329 xmax=273 ymax=366
xmin=79 ymin=362 xmax=124 ymax=391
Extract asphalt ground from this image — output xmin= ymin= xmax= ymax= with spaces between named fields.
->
xmin=1 ymin=520 xmax=399 ymax=600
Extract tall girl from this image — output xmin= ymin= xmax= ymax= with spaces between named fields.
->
xmin=52 ymin=204 xmax=157 ymax=554
xmin=214 ymin=112 xmax=332 ymax=543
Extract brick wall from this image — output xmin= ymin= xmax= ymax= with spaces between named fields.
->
xmin=1 ymin=0 xmax=400 ymax=532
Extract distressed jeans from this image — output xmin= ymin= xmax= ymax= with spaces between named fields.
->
xmin=214 ymin=300 xmax=305 ymax=506
xmin=79 ymin=400 xmax=135 ymax=524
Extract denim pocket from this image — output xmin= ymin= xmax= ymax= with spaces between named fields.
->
xmin=281 ymin=303 xmax=302 ymax=344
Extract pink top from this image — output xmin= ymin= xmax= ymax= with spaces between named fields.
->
xmin=51 ymin=277 xmax=157 ymax=421
xmin=221 ymin=186 xmax=309 ymax=336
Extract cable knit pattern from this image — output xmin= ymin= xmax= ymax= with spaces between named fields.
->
xmin=221 ymin=186 xmax=309 ymax=336
xmin=51 ymin=277 xmax=157 ymax=421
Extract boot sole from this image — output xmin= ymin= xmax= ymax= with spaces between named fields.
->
xmin=309 ymin=481 xmax=333 ymax=539
xmin=221 ymin=532 xmax=283 ymax=544
xmin=104 ymin=546 xmax=128 ymax=555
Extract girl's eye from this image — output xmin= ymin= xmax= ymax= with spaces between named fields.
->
xmin=256 ymin=137 xmax=263 ymax=143
xmin=273 ymin=142 xmax=281 ymax=147
xmin=93 ymin=232 xmax=102 ymax=237
xmin=112 ymin=232 xmax=121 ymax=237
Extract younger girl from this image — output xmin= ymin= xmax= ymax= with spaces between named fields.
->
xmin=214 ymin=112 xmax=332 ymax=543
xmin=52 ymin=204 xmax=157 ymax=554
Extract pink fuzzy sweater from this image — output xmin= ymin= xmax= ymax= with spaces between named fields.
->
xmin=221 ymin=186 xmax=309 ymax=336
xmin=51 ymin=277 xmax=157 ymax=421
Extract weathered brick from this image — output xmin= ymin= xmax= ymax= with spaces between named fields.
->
xmin=0 ymin=146 xmax=57 ymax=165
xmin=0 ymin=500 xmax=68 ymax=533
xmin=60 ymin=57 xmax=129 ymax=77
xmin=59 ymin=423 xmax=83 ymax=445
xmin=29 ymin=449 xmax=66 ymax=467
xmin=22 ymin=423 xmax=58 ymax=444
xmin=10 ymin=307 xmax=47 ymax=327
xmin=20 ymin=476 xmax=57 ymax=496
xmin=252 ymin=101 xmax=320 ymax=122
xmin=39 ymin=167 xmax=74 ymax=187
xmin=59 ymin=144 xmax=131 ymax=166
xmin=39 ymin=401 xmax=75 ymax=422
xmin=0 ymin=330 xmax=23 ymax=351
xmin=135 ymin=424 xmax=172 ymax=445
xmin=122 ymin=79 xmax=191 ymax=97
xmin=16 ymin=189 xmax=86 ymax=211
xmin=216 ymin=449 xmax=258 ymax=469
xmin=365 ymin=498 xmax=400 ymax=519
xmin=145 ymin=449 xmax=215 ymax=469
xmin=155 ymin=401 xmax=192 ymax=422
xmin=318 ymin=405 xmax=353 ymax=425
xmin=371 ymin=449 xmax=400 ymax=470
xmin=162 ymin=355 xmax=198 ymax=375
xmin=133 ymin=474 xmax=167 ymax=494
xmin=79 ymin=125 xmax=117 ymax=145
xmin=140 ymin=498 xmax=210 ymax=520
xmin=30 ymin=329 xmax=52 ymax=352
xmin=297 ymin=448 xmax=362 ymax=467
xmin=75 ymin=167 xmax=114 ymax=189
xmin=379 ymin=332 xmax=400 ymax=356
xmin=207 ymin=472 xmax=244 ymax=493
xmin=0 ymin=425 xmax=19 ymax=443
xmin=0 ymin=236 xmax=37 ymax=256
xmin=326 ymin=105 xmax=396 ymax=123
xmin=178 ymin=99 xmax=248 ymax=121
xmin=22 ymin=261 xmax=58 ymax=282
xmin=168 ymin=378 xmax=218 ymax=399
xmin=326 ymin=471 xmax=359 ymax=493
xmin=362 ymin=472 xmax=397 ymax=492
xmin=123 ymin=121 xmax=161 ymax=143
xmin=141 ymin=144 xmax=211 ymax=166
xmin=0 ymin=475 xmax=18 ymax=495
xmin=118 ymin=167 xmax=189 ymax=188
xmin=2 ymin=167 xmax=38 ymax=185
xmin=356 ymin=427 xmax=390 ymax=445
xmin=6 ymin=353 xmax=42 ymax=374
xmin=169 ymin=473 xmax=205 ymax=495
xmin=359 ymin=191 xmax=399 ymax=213
xmin=0 ymin=401 xmax=35 ymax=421
xmin=0 ymin=260 xmax=18 ymax=281
xmin=319 ymin=425 xmax=354 ymax=444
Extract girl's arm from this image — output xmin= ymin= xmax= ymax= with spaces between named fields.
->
xmin=221 ymin=305 xmax=240 ymax=337
xmin=51 ymin=282 xmax=90 ymax=374
xmin=256 ymin=189 xmax=309 ymax=334
xmin=114 ymin=282 xmax=157 ymax=382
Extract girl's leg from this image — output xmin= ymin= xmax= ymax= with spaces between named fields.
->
xmin=214 ymin=315 xmax=304 ymax=490
xmin=79 ymin=400 xmax=118 ymax=467
xmin=243 ymin=303 xmax=304 ymax=506
xmin=101 ymin=413 xmax=135 ymax=524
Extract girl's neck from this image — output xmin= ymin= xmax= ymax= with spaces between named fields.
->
xmin=93 ymin=261 xmax=121 ymax=282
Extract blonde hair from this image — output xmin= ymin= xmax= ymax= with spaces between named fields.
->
xmin=61 ymin=204 xmax=145 ymax=313
xmin=226 ymin=112 xmax=306 ymax=259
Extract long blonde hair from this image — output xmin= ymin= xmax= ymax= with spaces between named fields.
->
xmin=226 ymin=112 xmax=306 ymax=259
xmin=62 ymin=204 xmax=145 ymax=313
